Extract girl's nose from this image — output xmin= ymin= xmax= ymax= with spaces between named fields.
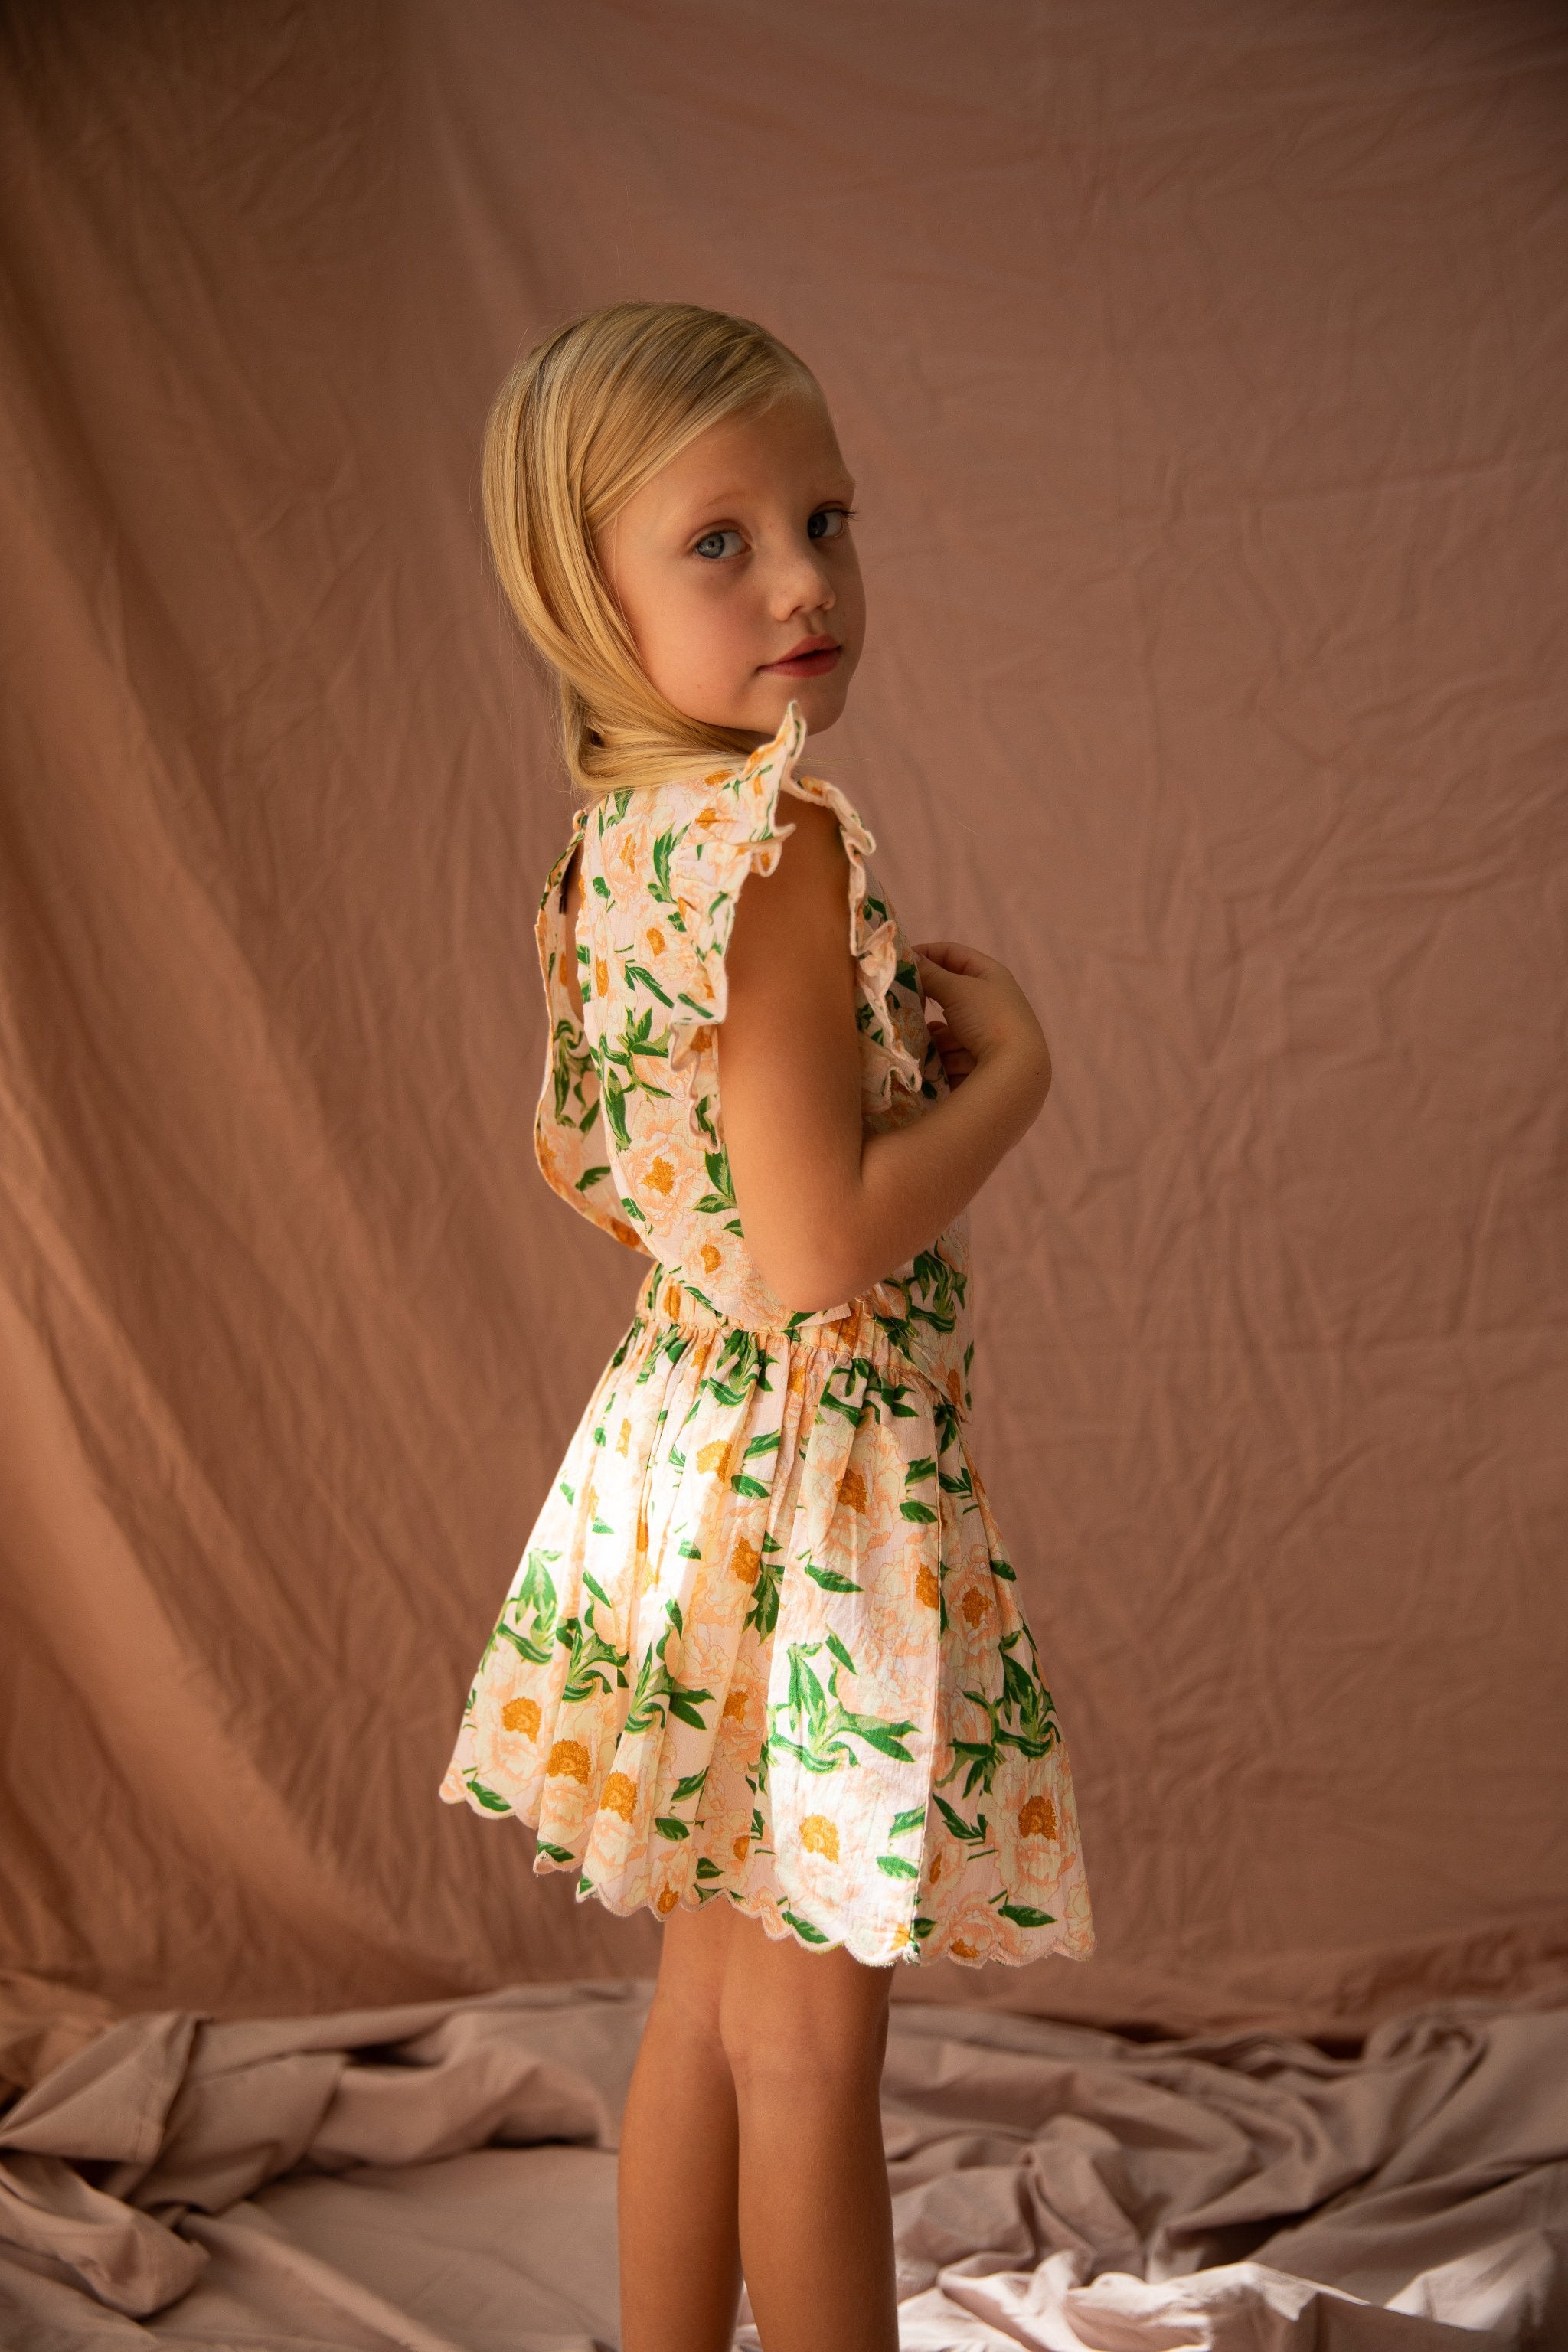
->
xmin=771 ymin=541 xmax=836 ymax=620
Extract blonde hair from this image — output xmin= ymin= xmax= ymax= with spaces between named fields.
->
xmin=482 ymin=300 xmax=821 ymax=799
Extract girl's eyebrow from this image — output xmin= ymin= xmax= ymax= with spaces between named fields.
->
xmin=669 ymin=476 xmax=857 ymax=525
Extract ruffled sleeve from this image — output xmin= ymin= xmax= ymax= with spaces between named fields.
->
xmin=652 ymin=699 xmax=925 ymax=1146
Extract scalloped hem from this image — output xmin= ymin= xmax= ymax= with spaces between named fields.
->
xmin=440 ymin=1775 xmax=1096 ymax=1972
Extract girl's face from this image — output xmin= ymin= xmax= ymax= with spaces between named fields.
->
xmin=596 ymin=387 xmax=864 ymax=745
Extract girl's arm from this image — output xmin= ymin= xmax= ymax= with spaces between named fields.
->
xmin=717 ymin=800 xmax=1050 ymax=1313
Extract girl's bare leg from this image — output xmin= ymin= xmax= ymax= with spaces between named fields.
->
xmin=618 ymin=1895 xmax=745 ymax=2352
xmin=719 ymin=1907 xmax=899 ymax=2352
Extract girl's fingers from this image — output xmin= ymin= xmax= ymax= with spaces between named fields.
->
xmin=913 ymin=940 xmax=995 ymax=979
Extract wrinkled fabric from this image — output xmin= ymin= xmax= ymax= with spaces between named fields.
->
xmin=1 ymin=0 xmax=1564 ymax=2045
xmin=441 ymin=707 xmax=1095 ymax=1967
xmin=2 ymin=1989 xmax=1564 ymax=2349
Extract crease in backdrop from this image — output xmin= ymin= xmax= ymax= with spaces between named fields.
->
xmin=0 ymin=0 xmax=1564 ymax=2074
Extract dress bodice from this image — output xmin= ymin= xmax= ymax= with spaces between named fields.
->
xmin=531 ymin=701 xmax=974 ymax=1419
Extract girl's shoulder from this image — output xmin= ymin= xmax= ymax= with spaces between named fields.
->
xmin=583 ymin=701 xmax=879 ymax=905
xmin=573 ymin=701 xmax=924 ymax=1109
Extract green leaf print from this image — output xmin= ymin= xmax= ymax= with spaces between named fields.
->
xmin=603 ymin=1068 xmax=631 ymax=1151
xmin=889 ymin=1805 xmax=928 ymax=1837
xmin=744 ymin=1536 xmax=785 ymax=1638
xmin=693 ymin=1146 xmax=736 ymax=1215
xmin=603 ymin=1005 xmax=674 ymax=1121
xmin=623 ymin=1598 xmax=714 ymax=1736
xmin=934 ymin=1792 xmax=991 ymax=1846
xmin=653 ymin=1817 xmax=691 ymax=1841
xmin=802 ymin=1556 xmax=863 ymax=1595
xmin=554 ymin=1596 xmax=631 ymax=1704
xmin=624 ymin=960 xmax=673 ymax=1004
xmin=694 ymin=1857 xmax=724 ymax=1880
xmin=779 ymin=1905 xmax=831 ymax=1945
xmin=936 ymin=1634 xmax=1061 ymax=1800
xmin=877 ymin=1855 xmax=919 ymax=1879
xmin=699 ymin=1325 xmax=778 ymax=1411
xmin=768 ymin=1640 xmax=920 ymax=1775
xmin=647 ymin=826 xmax=685 ymax=921
xmin=899 ymin=1501 xmax=939 ymax=1524
xmin=464 ymin=1775 xmax=512 ymax=1812
xmin=730 ymin=1430 xmax=779 ymax=1496
xmin=495 ymin=1619 xmax=552 ymax=1668
xmin=550 ymin=1019 xmax=597 ymax=1126
xmin=997 ymin=1899 xmax=1057 ymax=1928
xmin=575 ymin=1164 xmax=611 ymax=1192
xmin=508 ymin=1550 xmax=560 ymax=1642
xmin=537 ymin=1841 xmax=576 ymax=1864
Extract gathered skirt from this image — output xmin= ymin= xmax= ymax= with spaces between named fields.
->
xmin=439 ymin=1269 xmax=1095 ymax=1968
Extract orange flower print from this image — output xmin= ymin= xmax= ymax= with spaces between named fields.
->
xmin=599 ymin=1772 xmax=637 ymax=1821
xmin=439 ymin=707 xmax=1095 ymax=1978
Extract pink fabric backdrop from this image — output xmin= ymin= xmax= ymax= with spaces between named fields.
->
xmin=1 ymin=0 xmax=1564 ymax=2072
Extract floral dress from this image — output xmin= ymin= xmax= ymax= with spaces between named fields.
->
xmin=439 ymin=701 xmax=1095 ymax=1969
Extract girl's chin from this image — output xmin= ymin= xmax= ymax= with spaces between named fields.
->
xmin=750 ymin=675 xmax=850 ymax=732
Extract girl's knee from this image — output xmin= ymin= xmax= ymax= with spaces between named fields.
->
xmin=717 ymin=1923 xmax=892 ymax=2091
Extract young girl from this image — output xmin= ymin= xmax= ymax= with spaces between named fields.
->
xmin=440 ymin=301 xmax=1094 ymax=2352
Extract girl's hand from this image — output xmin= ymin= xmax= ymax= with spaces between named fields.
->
xmin=913 ymin=940 xmax=1051 ymax=1100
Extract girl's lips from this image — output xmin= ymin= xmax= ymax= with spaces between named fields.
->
xmin=760 ymin=643 xmax=842 ymax=677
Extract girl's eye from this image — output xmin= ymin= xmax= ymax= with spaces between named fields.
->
xmin=807 ymin=506 xmax=854 ymax=541
xmin=693 ymin=528 xmax=744 ymax=560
